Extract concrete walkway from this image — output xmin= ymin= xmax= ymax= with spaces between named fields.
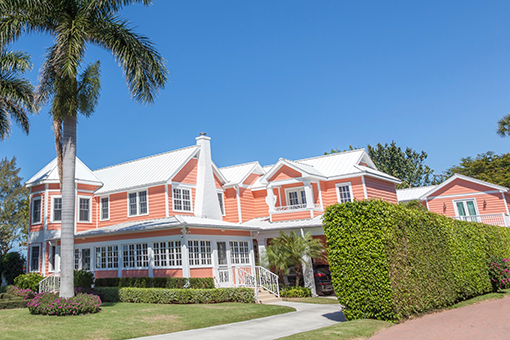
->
xmin=133 ymin=301 xmax=344 ymax=340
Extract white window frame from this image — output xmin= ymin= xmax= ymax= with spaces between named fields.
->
xmin=122 ymin=243 xmax=149 ymax=269
xmin=30 ymin=245 xmax=40 ymax=272
xmin=81 ymin=248 xmax=91 ymax=271
xmin=336 ymin=182 xmax=354 ymax=203
xmin=95 ymin=245 xmax=119 ymax=270
xmin=229 ymin=241 xmax=250 ymax=265
xmin=74 ymin=248 xmax=81 ymax=270
xmin=285 ymin=187 xmax=307 ymax=207
xmin=217 ymin=191 xmax=225 ymax=216
xmin=127 ymin=190 xmax=149 ymax=217
xmin=51 ymin=195 xmax=62 ymax=223
xmin=31 ymin=196 xmax=42 ymax=225
xmin=453 ymin=198 xmax=479 ymax=217
xmin=153 ymin=240 xmax=182 ymax=268
xmin=100 ymin=196 xmax=110 ymax=221
xmin=188 ymin=240 xmax=212 ymax=267
xmin=78 ymin=196 xmax=92 ymax=223
xmin=173 ymin=186 xmax=193 ymax=213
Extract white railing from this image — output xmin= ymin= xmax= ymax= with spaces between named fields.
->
xmin=273 ymin=203 xmax=323 ymax=212
xmin=236 ymin=267 xmax=258 ymax=302
xmin=454 ymin=213 xmax=510 ymax=227
xmin=255 ymin=266 xmax=280 ymax=298
xmin=39 ymin=274 xmax=60 ymax=293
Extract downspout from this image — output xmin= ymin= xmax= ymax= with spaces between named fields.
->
xmin=501 ymin=191 xmax=510 ymax=215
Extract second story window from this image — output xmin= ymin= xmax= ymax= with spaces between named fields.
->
xmin=30 ymin=245 xmax=40 ymax=272
xmin=52 ymin=197 xmax=62 ymax=222
xmin=173 ymin=188 xmax=192 ymax=212
xmin=79 ymin=197 xmax=92 ymax=222
xmin=336 ymin=183 xmax=353 ymax=203
xmin=32 ymin=197 xmax=42 ymax=224
xmin=101 ymin=197 xmax=109 ymax=220
xmin=287 ymin=188 xmax=307 ymax=207
xmin=128 ymin=190 xmax=148 ymax=216
xmin=218 ymin=192 xmax=224 ymax=215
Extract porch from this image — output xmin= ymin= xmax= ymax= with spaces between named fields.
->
xmin=453 ymin=213 xmax=510 ymax=227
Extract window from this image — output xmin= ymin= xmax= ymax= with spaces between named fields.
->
xmin=49 ymin=245 xmax=56 ymax=271
xmin=32 ymin=197 xmax=42 ymax=224
xmin=30 ymin=245 xmax=40 ymax=272
xmin=128 ymin=190 xmax=148 ymax=216
xmin=230 ymin=241 xmax=250 ymax=264
xmin=286 ymin=188 xmax=306 ymax=208
xmin=336 ymin=183 xmax=353 ymax=203
xmin=79 ymin=197 xmax=91 ymax=222
xmin=188 ymin=240 xmax=212 ymax=266
xmin=454 ymin=199 xmax=479 ymax=222
xmin=75 ymin=249 xmax=80 ymax=270
xmin=122 ymin=243 xmax=149 ymax=269
xmin=52 ymin=197 xmax=62 ymax=222
xmin=101 ymin=197 xmax=109 ymax=220
xmin=95 ymin=246 xmax=118 ymax=269
xmin=153 ymin=241 xmax=182 ymax=267
xmin=218 ymin=192 xmax=225 ymax=215
xmin=82 ymin=249 xmax=91 ymax=270
xmin=173 ymin=188 xmax=192 ymax=212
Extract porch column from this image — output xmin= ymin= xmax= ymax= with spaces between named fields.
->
xmin=300 ymin=228 xmax=317 ymax=297
xmin=117 ymin=242 xmax=122 ymax=278
xmin=303 ymin=180 xmax=314 ymax=209
xmin=265 ymin=187 xmax=276 ymax=213
xmin=148 ymin=244 xmax=154 ymax=278
xmin=181 ymin=235 xmax=190 ymax=278
xmin=41 ymin=241 xmax=47 ymax=276
xmin=256 ymin=237 xmax=268 ymax=267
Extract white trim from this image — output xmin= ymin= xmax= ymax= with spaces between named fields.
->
xmin=361 ymin=176 xmax=368 ymax=199
xmin=235 ymin=186 xmax=242 ymax=223
xmin=335 ymin=182 xmax=354 ymax=203
xmin=127 ymin=189 xmax=150 ymax=217
xmin=171 ymin=185 xmax=193 ymax=213
xmin=31 ymin=196 xmax=43 ymax=225
xmin=217 ymin=191 xmax=226 ymax=216
xmin=452 ymin=198 xmax=479 ymax=217
xmin=317 ymin=181 xmax=324 ymax=208
xmin=99 ymin=196 xmax=110 ymax=221
xmin=121 ymin=242 xmax=150 ymax=270
xmin=425 ymin=198 xmax=430 ymax=211
xmin=427 ymin=190 xmax=501 ymax=200
xmin=43 ymin=184 xmax=48 ymax=230
xmin=165 ymin=185 xmax=169 ymax=218
xmin=502 ymin=192 xmax=510 ymax=215
xmin=29 ymin=244 xmax=41 ymax=272
xmin=77 ymin=195 xmax=93 ymax=223
xmin=187 ymin=239 xmax=213 ymax=268
xmin=284 ymin=186 xmax=307 ymax=206
xmin=419 ymin=174 xmax=509 ymax=200
xmin=50 ymin=195 xmax=62 ymax=223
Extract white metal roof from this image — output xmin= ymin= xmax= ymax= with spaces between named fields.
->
xmin=219 ymin=161 xmax=264 ymax=186
xmin=26 ymin=157 xmax=103 ymax=187
xmin=418 ymin=174 xmax=509 ymax=200
xmin=93 ymin=146 xmax=199 ymax=194
xmin=243 ymin=215 xmax=324 ymax=230
xmin=396 ymin=185 xmax=437 ymax=202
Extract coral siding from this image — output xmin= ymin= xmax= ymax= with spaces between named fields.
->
xmin=214 ymin=174 xmax=223 ymax=188
xmin=48 ymin=183 xmax=60 ymax=190
xmin=190 ymin=268 xmax=213 ymax=278
xmin=172 ymin=158 xmax=197 ymax=184
xmin=153 ymin=269 xmax=183 ymax=278
xmin=95 ymin=270 xmax=118 ymax=278
xmin=77 ymin=184 xmax=100 ymax=191
xmin=75 ymin=228 xmax=182 ymax=244
xmin=223 ymin=188 xmax=239 ymax=223
xmin=279 ymin=183 xmax=306 ymax=206
xmin=76 ymin=192 xmax=96 ymax=232
xmin=312 ymin=183 xmax=320 ymax=204
xmin=45 ymin=243 xmax=49 ymax=274
xmin=365 ymin=177 xmax=397 ymax=204
xmin=189 ymin=228 xmax=251 ymax=237
xmin=427 ymin=192 xmax=507 ymax=218
xmin=168 ymin=186 xmax=196 ymax=216
xmin=30 ymin=194 xmax=44 ymax=232
xmin=122 ymin=270 xmax=149 ymax=277
xmin=243 ymin=174 xmax=260 ymax=186
xmin=30 ymin=184 xmax=45 ymax=193
xmin=240 ymin=188 xmax=255 ymax=222
xmin=99 ymin=192 xmax=126 ymax=227
xmin=269 ymin=165 xmax=301 ymax=182
xmin=253 ymin=190 xmax=268 ymax=218
xmin=271 ymin=210 xmax=311 ymax=222
xmin=431 ymin=179 xmax=496 ymax=197
xmin=47 ymin=191 xmax=61 ymax=230
xmin=320 ymin=177 xmax=365 ymax=207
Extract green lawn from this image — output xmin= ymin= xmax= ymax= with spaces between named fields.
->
xmin=450 ymin=288 xmax=510 ymax=309
xmin=283 ymin=297 xmax=339 ymax=304
xmin=280 ymin=319 xmax=393 ymax=340
xmin=0 ymin=302 xmax=294 ymax=340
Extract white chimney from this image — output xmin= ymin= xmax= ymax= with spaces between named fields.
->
xmin=194 ymin=133 xmax=223 ymax=220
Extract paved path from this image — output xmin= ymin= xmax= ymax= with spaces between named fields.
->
xmin=133 ymin=301 xmax=344 ymax=340
xmin=370 ymin=297 xmax=510 ymax=340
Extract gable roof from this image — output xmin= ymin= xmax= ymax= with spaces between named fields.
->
xmin=219 ymin=161 xmax=265 ymax=187
xmin=418 ymin=174 xmax=509 ymax=200
xmin=26 ymin=157 xmax=103 ymax=187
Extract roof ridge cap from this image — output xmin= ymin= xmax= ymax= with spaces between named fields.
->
xmin=219 ymin=161 xmax=259 ymax=170
xmin=297 ymin=148 xmax=366 ymax=162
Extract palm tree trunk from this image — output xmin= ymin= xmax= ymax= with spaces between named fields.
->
xmin=60 ymin=115 xmax=76 ymax=298
xmin=53 ymin=118 xmax=63 ymax=187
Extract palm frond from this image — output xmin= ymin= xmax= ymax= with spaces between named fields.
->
xmin=497 ymin=114 xmax=510 ymax=138
xmin=77 ymin=61 xmax=101 ymax=117
xmin=0 ymin=49 xmax=32 ymax=73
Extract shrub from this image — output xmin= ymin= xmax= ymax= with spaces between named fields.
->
xmin=28 ymin=292 xmax=102 ymax=316
xmin=94 ymin=277 xmax=215 ymax=289
xmin=94 ymin=287 xmax=254 ymax=304
xmin=0 ymin=293 xmax=27 ymax=310
xmin=74 ymin=270 xmax=94 ymax=289
xmin=1 ymin=252 xmax=25 ymax=285
xmin=323 ymin=199 xmax=510 ymax=321
xmin=14 ymin=273 xmax=44 ymax=293
xmin=0 ymin=285 xmax=12 ymax=293
xmin=488 ymin=256 xmax=510 ymax=292
xmin=280 ymin=286 xmax=311 ymax=298
xmin=6 ymin=286 xmax=35 ymax=300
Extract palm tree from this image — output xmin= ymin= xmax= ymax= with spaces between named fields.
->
xmin=0 ymin=0 xmax=168 ymax=298
xmin=265 ymin=231 xmax=325 ymax=287
xmin=497 ymin=114 xmax=510 ymax=138
xmin=0 ymin=47 xmax=36 ymax=140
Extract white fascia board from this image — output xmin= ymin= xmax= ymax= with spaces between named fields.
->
xmin=165 ymin=148 xmax=200 ymax=183
xmin=96 ymin=181 xmax=167 ymax=196
xmin=211 ymin=162 xmax=228 ymax=184
xmin=362 ymin=172 xmax=402 ymax=184
xmin=26 ymin=178 xmax=103 ymax=188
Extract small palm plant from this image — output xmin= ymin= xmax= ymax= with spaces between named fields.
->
xmin=265 ymin=231 xmax=326 ymax=287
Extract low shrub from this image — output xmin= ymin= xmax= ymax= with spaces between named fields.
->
xmin=0 ymin=285 xmax=12 ymax=293
xmin=75 ymin=287 xmax=95 ymax=295
xmin=0 ymin=293 xmax=27 ymax=310
xmin=280 ymin=286 xmax=311 ymax=298
xmin=14 ymin=273 xmax=44 ymax=293
xmin=94 ymin=277 xmax=214 ymax=289
xmin=6 ymin=286 xmax=35 ymax=300
xmin=94 ymin=287 xmax=254 ymax=304
xmin=488 ymin=256 xmax=510 ymax=292
xmin=74 ymin=270 xmax=94 ymax=289
xmin=28 ymin=292 xmax=102 ymax=316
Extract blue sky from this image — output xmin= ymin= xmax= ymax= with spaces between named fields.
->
xmin=2 ymin=0 xmax=510 ymax=183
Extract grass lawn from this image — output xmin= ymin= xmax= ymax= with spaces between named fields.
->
xmin=279 ymin=319 xmax=393 ymax=340
xmin=450 ymin=288 xmax=510 ymax=309
xmin=0 ymin=302 xmax=294 ymax=340
xmin=283 ymin=297 xmax=339 ymax=305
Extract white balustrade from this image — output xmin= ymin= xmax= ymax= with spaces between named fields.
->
xmin=454 ymin=213 xmax=510 ymax=227
xmin=39 ymin=274 xmax=60 ymax=293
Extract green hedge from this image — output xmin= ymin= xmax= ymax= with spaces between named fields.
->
xmin=0 ymin=293 xmax=27 ymax=310
xmin=323 ymin=199 xmax=510 ymax=321
xmin=94 ymin=277 xmax=214 ymax=289
xmin=94 ymin=287 xmax=255 ymax=304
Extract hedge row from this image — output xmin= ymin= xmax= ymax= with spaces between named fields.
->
xmin=323 ymin=199 xmax=510 ymax=321
xmin=94 ymin=277 xmax=214 ymax=289
xmin=94 ymin=287 xmax=255 ymax=304
xmin=0 ymin=293 xmax=27 ymax=310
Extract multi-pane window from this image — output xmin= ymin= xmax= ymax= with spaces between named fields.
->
xmin=101 ymin=197 xmax=109 ymax=220
xmin=287 ymin=188 xmax=306 ymax=207
xmin=153 ymin=241 xmax=182 ymax=267
xmin=173 ymin=188 xmax=192 ymax=212
xmin=128 ymin=191 xmax=148 ymax=216
xmin=52 ymin=197 xmax=62 ymax=222
xmin=455 ymin=199 xmax=478 ymax=222
xmin=49 ymin=245 xmax=56 ymax=271
xmin=337 ymin=184 xmax=352 ymax=203
xmin=122 ymin=243 xmax=149 ymax=268
xmin=82 ymin=249 xmax=91 ymax=270
xmin=30 ymin=245 xmax=40 ymax=272
xmin=74 ymin=249 xmax=80 ymax=270
xmin=230 ymin=241 xmax=250 ymax=264
xmin=95 ymin=246 xmax=118 ymax=269
xmin=79 ymin=197 xmax=91 ymax=222
xmin=218 ymin=192 xmax=224 ymax=215
xmin=32 ymin=197 xmax=42 ymax=224
xmin=188 ymin=240 xmax=212 ymax=266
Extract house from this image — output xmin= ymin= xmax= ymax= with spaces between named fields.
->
xmin=26 ymin=134 xmax=401 ymax=291
xmin=396 ymin=174 xmax=510 ymax=227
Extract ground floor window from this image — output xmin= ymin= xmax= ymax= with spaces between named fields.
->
xmin=153 ymin=241 xmax=182 ymax=267
xmin=82 ymin=249 xmax=91 ymax=270
xmin=30 ymin=245 xmax=40 ymax=272
xmin=74 ymin=249 xmax=80 ymax=270
xmin=230 ymin=241 xmax=250 ymax=264
xmin=49 ymin=245 xmax=56 ymax=272
xmin=95 ymin=246 xmax=119 ymax=269
xmin=122 ymin=243 xmax=149 ymax=268
xmin=188 ymin=240 xmax=212 ymax=266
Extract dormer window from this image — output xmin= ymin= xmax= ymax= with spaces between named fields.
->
xmin=286 ymin=188 xmax=307 ymax=207
xmin=173 ymin=187 xmax=192 ymax=212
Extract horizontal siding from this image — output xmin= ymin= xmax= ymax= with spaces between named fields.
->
xmin=253 ymin=190 xmax=268 ymax=218
xmin=240 ymin=188 xmax=255 ymax=222
xmin=271 ymin=210 xmax=312 ymax=222
xmin=76 ymin=192 xmax=96 ymax=232
xmin=278 ymin=183 xmax=306 ymax=207
xmin=223 ymin=188 xmax=239 ymax=223
xmin=432 ymin=179 xmax=497 ymax=197
xmin=30 ymin=184 xmax=45 ymax=193
xmin=365 ymin=177 xmax=398 ymax=204
xmin=428 ymin=192 xmax=508 ymax=217
xmin=320 ymin=177 xmax=365 ymax=208
xmin=48 ymin=183 xmax=59 ymax=190
xmin=243 ymin=173 xmax=260 ymax=186
xmin=122 ymin=270 xmax=149 ymax=278
xmin=172 ymin=158 xmax=197 ymax=184
xmin=190 ymin=268 xmax=212 ymax=278
xmin=95 ymin=270 xmax=118 ymax=279
xmin=269 ymin=165 xmax=301 ymax=182
xmin=153 ymin=269 xmax=182 ymax=278
xmin=75 ymin=228 xmax=181 ymax=245
xmin=46 ymin=191 xmax=60 ymax=230
xmin=77 ymin=183 xmax=100 ymax=191
xmin=214 ymin=174 xmax=223 ymax=188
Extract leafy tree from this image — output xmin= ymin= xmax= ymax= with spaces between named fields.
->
xmin=265 ymin=231 xmax=325 ymax=287
xmin=445 ymin=151 xmax=510 ymax=188
xmin=400 ymin=199 xmax=428 ymax=211
xmin=497 ymin=114 xmax=510 ymax=138
xmin=0 ymin=251 xmax=25 ymax=285
xmin=0 ymin=0 xmax=168 ymax=298
xmin=0 ymin=47 xmax=36 ymax=140
xmin=0 ymin=156 xmax=28 ymax=256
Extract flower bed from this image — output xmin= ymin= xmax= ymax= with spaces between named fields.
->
xmin=7 ymin=286 xmax=35 ymax=300
xmin=28 ymin=292 xmax=102 ymax=316
xmin=0 ymin=293 xmax=27 ymax=310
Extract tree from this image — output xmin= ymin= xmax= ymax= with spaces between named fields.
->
xmin=497 ymin=114 xmax=510 ymax=138
xmin=0 ymin=47 xmax=36 ymax=140
xmin=0 ymin=157 xmax=28 ymax=257
xmin=265 ymin=231 xmax=325 ymax=287
xmin=0 ymin=251 xmax=25 ymax=285
xmin=445 ymin=151 xmax=510 ymax=188
xmin=0 ymin=0 xmax=168 ymax=298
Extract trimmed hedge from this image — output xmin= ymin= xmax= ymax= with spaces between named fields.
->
xmin=323 ymin=199 xmax=510 ymax=321
xmin=94 ymin=287 xmax=255 ymax=304
xmin=280 ymin=286 xmax=311 ymax=298
xmin=94 ymin=277 xmax=214 ymax=289
xmin=0 ymin=293 xmax=27 ymax=310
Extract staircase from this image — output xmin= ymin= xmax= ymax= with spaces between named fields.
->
xmin=256 ymin=288 xmax=282 ymax=304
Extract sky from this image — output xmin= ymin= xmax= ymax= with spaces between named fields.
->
xmin=2 ymin=0 xmax=510 ymax=184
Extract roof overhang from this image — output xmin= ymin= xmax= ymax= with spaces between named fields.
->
xmin=418 ymin=174 xmax=509 ymax=200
